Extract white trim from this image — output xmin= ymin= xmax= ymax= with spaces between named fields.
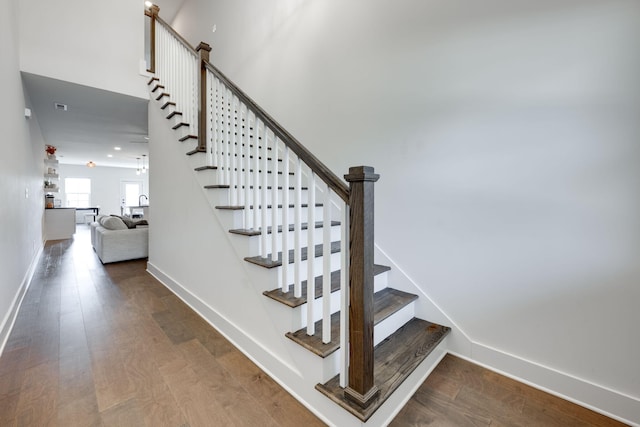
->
xmin=146 ymin=261 xmax=336 ymax=427
xmin=374 ymin=243 xmax=640 ymax=426
xmin=0 ymin=244 xmax=43 ymax=356
xmin=451 ymin=343 xmax=640 ymax=427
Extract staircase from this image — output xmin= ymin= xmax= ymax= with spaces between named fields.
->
xmin=145 ymin=6 xmax=450 ymax=423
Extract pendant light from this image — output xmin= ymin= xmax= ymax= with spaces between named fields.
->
xmin=142 ymin=154 xmax=147 ymax=173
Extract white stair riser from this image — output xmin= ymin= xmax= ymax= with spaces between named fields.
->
xmin=374 ymin=302 xmax=416 ymax=346
xmin=278 ymin=251 xmax=342 ymax=284
xmin=217 ymin=188 xmax=311 ymax=206
xmin=245 ymin=224 xmax=341 ymax=255
xmin=286 ymin=338 xmax=341 ymax=384
xmin=203 ymin=187 xmax=311 ymax=207
xmin=291 ymin=271 xmax=389 ymax=327
xmin=216 ymin=205 xmax=326 ymax=229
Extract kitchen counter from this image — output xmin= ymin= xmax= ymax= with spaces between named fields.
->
xmin=44 ymin=208 xmax=76 ymax=240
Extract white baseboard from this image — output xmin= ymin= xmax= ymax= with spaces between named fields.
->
xmin=0 ymin=244 xmax=43 ymax=356
xmin=452 ymin=342 xmax=640 ymax=427
xmin=374 ymin=244 xmax=639 ymax=426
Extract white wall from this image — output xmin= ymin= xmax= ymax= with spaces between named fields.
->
xmin=171 ymin=0 xmax=640 ymax=422
xmin=18 ymin=0 xmax=148 ymax=99
xmin=56 ymin=164 xmax=149 ymax=218
xmin=0 ymin=0 xmax=47 ymax=353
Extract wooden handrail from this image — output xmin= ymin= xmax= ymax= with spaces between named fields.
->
xmin=204 ymin=61 xmax=350 ymax=203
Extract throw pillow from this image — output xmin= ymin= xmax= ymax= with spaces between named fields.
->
xmin=109 ymin=214 xmax=139 ymax=229
xmin=101 ymin=216 xmax=128 ymax=230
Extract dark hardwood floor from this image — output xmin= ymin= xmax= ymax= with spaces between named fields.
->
xmin=0 ymin=226 xmax=628 ymax=426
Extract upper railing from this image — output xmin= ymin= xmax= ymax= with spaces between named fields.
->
xmin=146 ymin=6 xmax=381 ymax=409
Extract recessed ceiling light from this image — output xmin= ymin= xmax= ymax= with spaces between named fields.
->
xmin=114 ymin=147 xmax=121 ymax=151
xmin=54 ymin=102 xmax=68 ymax=111
xmin=107 ymin=154 xmax=113 ymax=158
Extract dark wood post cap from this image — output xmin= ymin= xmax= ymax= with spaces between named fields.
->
xmin=344 ymin=166 xmax=379 ymax=183
xmin=196 ymin=42 xmax=212 ymax=53
xmin=149 ymin=5 xmax=160 ymax=16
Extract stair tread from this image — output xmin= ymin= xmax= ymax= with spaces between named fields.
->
xmin=186 ymin=147 xmax=205 ymax=155
xmin=230 ymin=221 xmax=339 ymax=237
xmin=181 ymin=135 xmax=198 ymax=143
xmin=161 ymin=101 xmax=176 ymax=110
xmin=245 ymin=240 xmax=340 ymax=269
xmin=166 ymin=111 xmax=182 ymax=119
xmin=147 ymin=77 xmax=159 ymax=85
xmin=156 ymin=92 xmax=170 ymax=100
xmin=194 ymin=166 xmax=217 ymax=171
xmin=246 ymin=240 xmax=340 ymax=268
xmin=316 ymin=318 xmax=450 ymax=421
xmin=285 ymin=288 xmax=420 ymax=358
xmin=172 ymin=122 xmax=189 ymax=129
xmin=216 ymin=203 xmax=322 ymax=211
xmin=264 ymin=264 xmax=390 ymax=308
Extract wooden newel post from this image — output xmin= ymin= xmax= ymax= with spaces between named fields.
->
xmin=344 ymin=165 xmax=380 ymax=408
xmin=146 ymin=5 xmax=160 ymax=73
xmin=196 ymin=42 xmax=212 ymax=152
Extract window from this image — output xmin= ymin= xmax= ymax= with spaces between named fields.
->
xmin=65 ymin=178 xmax=91 ymax=208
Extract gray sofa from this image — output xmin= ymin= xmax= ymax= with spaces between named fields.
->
xmin=90 ymin=216 xmax=149 ymax=263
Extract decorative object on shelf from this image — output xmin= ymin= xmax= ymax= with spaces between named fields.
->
xmin=86 ymin=161 xmax=96 ymax=168
xmin=45 ymin=145 xmax=57 ymax=159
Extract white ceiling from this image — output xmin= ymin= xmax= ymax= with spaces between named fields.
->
xmin=19 ymin=0 xmax=186 ymax=170
xmin=22 ymin=72 xmax=149 ymax=169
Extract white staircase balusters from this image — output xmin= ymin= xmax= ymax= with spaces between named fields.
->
xmin=212 ymin=76 xmax=221 ymax=171
xmin=322 ymin=183 xmax=332 ymax=344
xmin=306 ymin=172 xmax=317 ymax=336
xmin=151 ymin=16 xmax=357 ymax=387
xmin=253 ymin=117 xmax=261 ymax=232
xmin=223 ymin=89 xmax=231 ymax=188
xmin=293 ymin=157 xmax=303 ymax=298
xmin=229 ymin=94 xmax=238 ymax=206
xmin=271 ymin=136 xmax=280 ymax=264
xmin=280 ymin=144 xmax=290 ymax=291
xmin=260 ymin=125 xmax=269 ymax=259
xmin=242 ymin=105 xmax=252 ymax=229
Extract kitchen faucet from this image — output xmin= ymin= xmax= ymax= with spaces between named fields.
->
xmin=139 ymin=194 xmax=148 ymax=206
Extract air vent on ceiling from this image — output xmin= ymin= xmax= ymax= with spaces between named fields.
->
xmin=54 ymin=102 xmax=68 ymax=111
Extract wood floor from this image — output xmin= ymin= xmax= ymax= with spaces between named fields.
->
xmin=0 ymin=226 xmax=629 ymax=426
